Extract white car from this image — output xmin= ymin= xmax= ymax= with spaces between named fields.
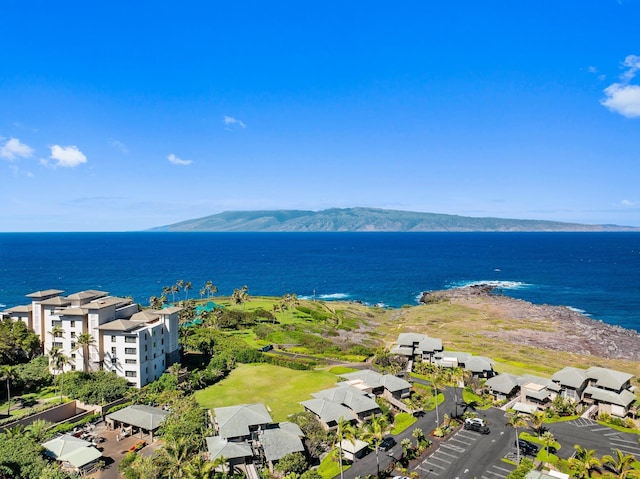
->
xmin=465 ymin=417 xmax=486 ymax=427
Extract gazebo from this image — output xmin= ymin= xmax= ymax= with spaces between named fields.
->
xmin=105 ymin=404 xmax=170 ymax=441
xmin=42 ymin=434 xmax=103 ymax=473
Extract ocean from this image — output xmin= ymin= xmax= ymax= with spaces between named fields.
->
xmin=1 ymin=232 xmax=639 ymax=332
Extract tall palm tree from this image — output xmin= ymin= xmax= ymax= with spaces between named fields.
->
xmin=49 ymin=348 xmax=71 ymax=403
xmin=130 ymin=454 xmax=161 ymax=479
xmin=336 ymin=417 xmax=356 ymax=479
xmin=363 ymin=415 xmax=389 ymax=477
xmin=506 ymin=410 xmax=529 ymax=465
xmin=601 ymin=449 xmax=638 ymax=479
xmin=0 ymin=365 xmax=17 ymax=416
xmin=430 ymin=367 xmax=442 ymax=427
xmin=183 ymin=281 xmax=193 ymax=301
xmin=569 ymin=445 xmax=601 ymax=479
xmin=73 ymin=332 xmax=95 ymax=372
xmin=204 ymin=280 xmax=217 ymax=299
xmin=541 ymin=430 xmax=555 ymax=462
xmin=183 ymin=454 xmax=216 ymax=479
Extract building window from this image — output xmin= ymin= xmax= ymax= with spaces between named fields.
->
xmin=125 ymin=359 xmax=137 ymax=364
xmin=111 ymin=335 xmax=116 ymax=342
xmin=71 ymin=353 xmax=76 ymax=359
xmin=111 ymin=347 xmax=117 ymax=355
xmin=70 ymin=321 xmax=75 ymax=328
xmin=52 ymin=320 xmax=62 ymax=327
xmin=145 ymin=345 xmax=148 ymax=351
xmin=153 ymin=342 xmax=156 ymax=348
xmin=125 ymin=336 xmax=136 ymax=343
xmin=71 ymin=342 xmax=76 ymax=349
xmin=125 ymin=370 xmax=137 ymax=378
xmin=53 ymin=342 xmax=63 ymax=349
xmin=161 ymin=338 xmax=164 ymax=345
xmin=125 ymin=348 xmax=137 ymax=355
xmin=71 ymin=365 xmax=76 ymax=370
xmin=71 ymin=332 xmax=76 ymax=338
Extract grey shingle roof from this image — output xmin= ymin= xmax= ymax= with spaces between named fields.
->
xmin=339 ymin=369 xmax=410 ymax=392
xmin=97 ymin=319 xmax=145 ymax=332
xmin=418 ymin=337 xmax=443 ymax=353
xmin=205 ymin=437 xmax=253 ymax=461
xmin=312 ymin=386 xmax=379 ymax=414
xmin=301 ymin=398 xmax=357 ymax=424
xmin=486 ymin=373 xmax=520 ymax=395
xmin=585 ymin=386 xmax=636 ymax=407
xmin=41 ymin=434 xmax=103 ymax=468
xmin=214 ymin=403 xmax=273 ymax=439
xmin=260 ymin=422 xmax=305 ymax=462
xmin=551 ymin=367 xmax=589 ymax=389
xmin=586 ymin=367 xmax=634 ymax=391
xmin=390 ymin=345 xmax=414 ymax=356
xmin=106 ymin=404 xmax=170 ymax=430
xmin=27 ymin=289 xmax=65 ymax=298
xmin=397 ymin=332 xmax=429 ymax=346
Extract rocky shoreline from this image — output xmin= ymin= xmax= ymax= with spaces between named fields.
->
xmin=420 ymin=285 xmax=640 ymax=361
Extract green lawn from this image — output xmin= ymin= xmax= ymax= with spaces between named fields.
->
xmin=194 ymin=363 xmax=338 ymax=421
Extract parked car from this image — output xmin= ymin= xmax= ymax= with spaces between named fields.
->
xmin=379 ymin=436 xmax=397 ymax=451
xmin=464 ymin=417 xmax=486 ymax=427
xmin=516 ymin=439 xmax=539 ymax=455
xmin=464 ymin=421 xmax=490 ymax=434
xmin=260 ymin=344 xmax=273 ymax=352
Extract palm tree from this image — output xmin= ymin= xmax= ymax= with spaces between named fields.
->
xmin=183 ymin=454 xmax=216 ymax=479
xmin=231 ymin=285 xmax=249 ymax=309
xmin=0 ymin=365 xmax=17 ymax=416
xmin=73 ymin=332 xmax=95 ymax=372
xmin=184 ymin=281 xmax=193 ymax=301
xmin=205 ymin=280 xmax=218 ymax=299
xmin=530 ymin=410 xmax=546 ymax=438
xmin=430 ymin=367 xmax=443 ymax=427
xmin=506 ymin=411 xmax=529 ymax=464
xmin=541 ymin=430 xmax=555 ymax=462
xmin=601 ymin=449 xmax=638 ymax=479
xmin=412 ymin=427 xmax=429 ymax=452
xmin=130 ymin=454 xmax=161 ymax=479
xmin=49 ymin=348 xmax=71 ymax=403
xmin=25 ymin=419 xmax=52 ymax=442
xmin=161 ymin=436 xmax=197 ymax=479
xmin=363 ymin=415 xmax=389 ymax=477
xmin=569 ymin=445 xmax=601 ymax=479
xmin=336 ymin=417 xmax=356 ymax=479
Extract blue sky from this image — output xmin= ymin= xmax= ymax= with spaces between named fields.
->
xmin=1 ymin=1 xmax=639 ymax=231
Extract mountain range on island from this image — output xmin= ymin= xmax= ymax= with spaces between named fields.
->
xmin=148 ymin=208 xmax=640 ymax=232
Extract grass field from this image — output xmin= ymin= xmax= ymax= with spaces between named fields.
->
xmin=194 ymin=363 xmax=339 ymax=421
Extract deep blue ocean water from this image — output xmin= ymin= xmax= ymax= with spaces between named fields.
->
xmin=1 ymin=232 xmax=639 ymax=332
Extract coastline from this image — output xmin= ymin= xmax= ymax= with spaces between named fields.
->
xmin=419 ymin=285 xmax=640 ymax=362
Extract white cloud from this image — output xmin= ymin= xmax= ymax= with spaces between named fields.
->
xmin=621 ymin=199 xmax=638 ymax=207
xmin=223 ymin=115 xmax=247 ymax=129
xmin=601 ymin=54 xmax=640 ymax=118
xmin=0 ymin=137 xmax=34 ymax=160
xmin=167 ymin=153 xmax=192 ymax=166
xmin=587 ymin=66 xmax=598 ymax=74
xmin=110 ymin=139 xmax=129 ymax=154
xmin=48 ymin=145 xmax=88 ymax=168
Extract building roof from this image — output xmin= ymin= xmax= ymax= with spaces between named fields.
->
xmin=518 ymin=375 xmax=552 ymax=388
xmin=97 ymin=319 xmax=145 ymax=332
xmin=417 ymin=337 xmax=443 ymax=353
xmin=339 ymin=369 xmax=411 ymax=392
xmin=396 ymin=332 xmax=429 ymax=346
xmin=341 ymin=438 xmax=369 ymax=455
xmin=160 ymin=306 xmax=182 ymax=314
xmin=486 ymin=373 xmax=520 ymax=395
xmin=301 ymin=398 xmax=357 ymax=425
xmin=551 ymin=367 xmax=589 ymax=389
xmin=40 ymin=296 xmax=72 ymax=307
xmin=464 ymin=356 xmax=494 ymax=373
xmin=106 ymin=404 xmax=170 ymax=431
xmin=512 ymin=402 xmax=539 ymax=414
xmin=260 ymin=422 xmax=305 ymax=462
xmin=584 ymin=386 xmax=636 ymax=407
xmin=42 ymin=433 xmax=102 ymax=467
xmin=389 ymin=345 xmax=414 ymax=357
xmin=586 ymin=367 xmax=634 ymax=391
xmin=86 ymin=296 xmax=133 ymax=310
xmin=205 ymin=437 xmax=253 ymax=461
xmin=27 ymin=289 xmax=64 ymax=299
xmin=66 ymin=290 xmax=108 ymax=301
xmin=312 ymin=386 xmax=379 ymax=414
xmin=214 ymin=403 xmax=273 ymax=439
xmin=130 ymin=310 xmax=161 ymax=321
xmin=3 ymin=305 xmax=32 ymax=314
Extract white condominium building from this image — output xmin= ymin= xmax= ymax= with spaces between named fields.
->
xmin=2 ymin=289 xmax=181 ymax=388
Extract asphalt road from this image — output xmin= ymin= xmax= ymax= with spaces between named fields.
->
xmin=338 ymin=386 xmax=640 ymax=479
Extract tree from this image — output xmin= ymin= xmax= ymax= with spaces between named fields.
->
xmin=0 ymin=318 xmax=41 ymax=364
xmin=430 ymin=367 xmax=443 ymax=427
xmin=529 ymin=410 xmax=546 ymax=438
xmin=183 ymin=281 xmax=193 ymax=301
xmin=601 ymin=449 xmax=638 ymax=479
xmin=363 ymin=415 xmax=389 ymax=477
xmin=231 ymin=285 xmax=249 ymax=309
xmin=275 ymin=452 xmax=308 ymax=476
xmin=48 ymin=348 xmax=70 ymax=403
xmin=73 ymin=333 xmax=95 ymax=372
xmin=541 ymin=430 xmax=555 ymax=462
xmin=0 ymin=365 xmax=17 ymax=416
xmin=568 ymin=445 xmax=601 ymax=479
xmin=336 ymin=417 xmax=356 ymax=479
xmin=506 ymin=411 xmax=529 ymax=465
xmin=412 ymin=427 xmax=429 ymax=452
xmin=159 ymin=436 xmax=198 ymax=479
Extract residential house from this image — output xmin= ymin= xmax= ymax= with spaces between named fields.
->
xmin=259 ymin=422 xmax=306 ymax=471
xmin=432 ymin=351 xmax=495 ymax=378
xmin=485 ymin=373 xmax=520 ymax=402
xmin=339 ymin=369 xmax=412 ymax=400
xmin=300 ymin=397 xmax=357 ymax=430
xmin=583 ymin=367 xmax=636 ymax=418
xmin=312 ymin=386 xmax=380 ymax=421
xmin=213 ymin=403 xmax=273 ymax=441
xmin=551 ymin=367 xmax=589 ymax=403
